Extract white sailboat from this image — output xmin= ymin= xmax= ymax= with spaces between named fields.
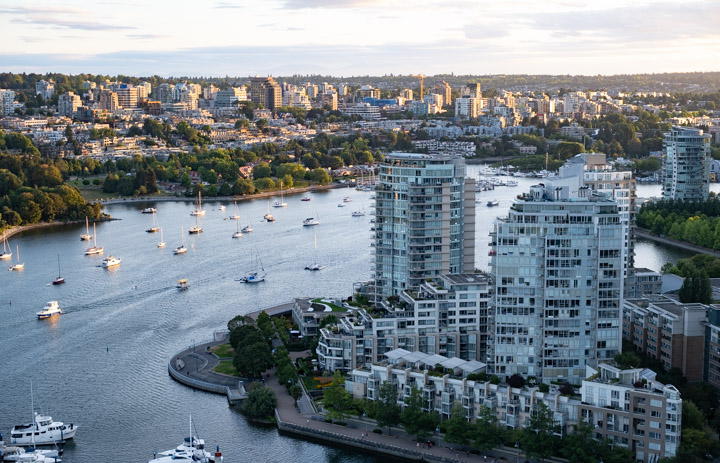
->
xmin=232 ymin=217 xmax=243 ymax=239
xmin=9 ymin=245 xmax=24 ymax=271
xmin=157 ymin=227 xmax=166 ymax=248
xmin=237 ymin=247 xmax=266 ymax=283
xmin=304 ymin=231 xmax=325 ymax=271
xmin=190 ymin=191 xmax=205 ymax=216
xmin=272 ymin=182 xmax=288 ymax=208
xmin=302 ymin=202 xmax=320 ymax=226
xmin=229 ymin=201 xmax=240 ymax=220
xmin=0 ymin=232 xmax=11 ymax=259
xmin=174 ymin=228 xmax=188 ymax=254
xmin=188 ymin=212 xmax=203 ymax=234
xmin=80 ymin=216 xmax=92 ymax=241
xmin=351 ymin=199 xmax=366 ymax=217
xmin=264 ymin=200 xmax=275 ymax=222
xmin=146 ymin=211 xmax=159 ymax=233
xmin=84 ymin=224 xmax=103 ymax=255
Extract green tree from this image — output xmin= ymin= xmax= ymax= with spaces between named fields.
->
xmin=323 ymin=371 xmax=352 ymax=421
xmin=242 ymin=384 xmax=277 ymax=420
xmin=401 ymin=386 xmax=427 ymax=437
xmin=521 ymin=402 xmax=559 ymax=459
xmin=306 ymin=168 xmax=331 ymax=185
xmin=560 ymin=419 xmax=601 ymax=463
xmin=252 ymin=162 xmax=272 ymax=179
xmin=474 ymin=406 xmax=504 ymax=450
xmin=180 ymin=172 xmax=191 ymax=188
xmin=375 ymin=381 xmax=401 ymax=434
xmin=444 ymin=402 xmax=473 ymax=446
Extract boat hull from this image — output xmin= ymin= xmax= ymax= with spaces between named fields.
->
xmin=10 ymin=425 xmax=77 ymax=446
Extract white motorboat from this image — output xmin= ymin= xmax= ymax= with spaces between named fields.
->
xmin=343 ymin=196 xmax=352 ymax=202
xmin=79 ymin=217 xmax=92 ymax=241
xmin=2 ymin=446 xmax=61 ymax=462
xmin=84 ymin=224 xmax=103 ymax=255
xmin=142 ymin=207 xmax=156 ymax=214
xmin=302 ymin=217 xmax=319 ymax=226
xmin=9 ymin=245 xmax=24 ymax=271
xmin=304 ymin=263 xmax=326 ymax=271
xmin=487 ymin=200 xmax=499 ymax=207
xmin=218 ymin=205 xmax=226 ymax=212
xmin=337 ymin=203 xmax=346 ymax=208
xmin=101 ymin=255 xmax=121 ymax=268
xmin=300 ymin=196 xmax=311 ymax=201
xmin=351 ymin=210 xmax=365 ymax=217
xmin=190 ymin=191 xmax=206 ymax=216
xmin=176 ymin=279 xmax=190 ymax=290
xmin=148 ymin=417 xmax=220 ymax=463
xmin=37 ymin=301 xmax=62 ymax=319
xmin=10 ymin=412 xmax=77 ymax=447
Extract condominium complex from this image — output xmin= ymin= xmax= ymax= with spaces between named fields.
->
xmin=489 ymin=181 xmax=624 ymax=384
xmin=57 ymin=92 xmax=81 ymax=117
xmin=250 ymin=77 xmax=282 ymax=110
xmin=372 ymin=153 xmax=475 ymax=300
xmin=622 ymin=296 xmax=707 ymax=381
xmin=455 ymin=97 xmax=480 ymax=119
xmin=344 ymin=356 xmax=680 ymax=463
xmin=35 ymin=80 xmax=55 ymax=99
xmin=662 ymin=126 xmax=711 ymax=201
xmin=0 ymin=89 xmax=16 ymax=115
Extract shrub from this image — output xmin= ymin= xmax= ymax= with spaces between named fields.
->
xmin=489 ymin=375 xmax=500 ymax=385
xmin=538 ymin=383 xmax=550 ymax=393
xmin=559 ymin=382 xmax=574 ymax=395
xmin=373 ymin=428 xmax=383 ymax=434
xmin=507 ymin=374 xmax=525 ymax=388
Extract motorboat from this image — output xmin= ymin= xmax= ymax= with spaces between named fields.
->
xmin=264 ymin=213 xmax=275 ymax=222
xmin=343 ymin=196 xmax=352 ymax=202
xmin=37 ymin=301 xmax=62 ymax=319
xmin=218 ymin=205 xmax=226 ymax=212
xmin=300 ymin=196 xmax=311 ymax=201
xmin=148 ymin=418 xmax=220 ymax=463
xmin=10 ymin=412 xmax=77 ymax=446
xmin=2 ymin=446 xmax=61 ymax=462
xmin=351 ymin=210 xmax=365 ymax=217
xmin=142 ymin=207 xmax=156 ymax=214
xmin=101 ymin=255 xmax=121 ymax=268
xmin=337 ymin=203 xmax=346 ymax=208
xmin=304 ymin=263 xmax=325 ymax=271
xmin=487 ymin=200 xmax=499 ymax=207
xmin=176 ymin=279 xmax=189 ymax=290
xmin=302 ymin=217 xmax=319 ymax=226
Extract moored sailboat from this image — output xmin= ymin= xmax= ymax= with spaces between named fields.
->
xmin=80 ymin=216 xmax=92 ymax=241
xmin=9 ymin=245 xmax=24 ymax=271
xmin=190 ymin=191 xmax=205 ymax=216
xmin=52 ymin=255 xmax=65 ymax=285
xmin=0 ymin=232 xmax=12 ymax=260
xmin=84 ymin=224 xmax=103 ymax=255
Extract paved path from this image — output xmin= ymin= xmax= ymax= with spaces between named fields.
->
xmin=636 ymin=228 xmax=720 ymax=258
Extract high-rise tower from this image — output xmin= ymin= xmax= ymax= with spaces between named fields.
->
xmin=662 ymin=126 xmax=711 ymax=201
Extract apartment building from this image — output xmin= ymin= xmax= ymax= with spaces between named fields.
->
xmin=35 ymin=80 xmax=55 ymax=99
xmin=622 ymin=296 xmax=707 ymax=381
xmin=662 ymin=126 xmax=711 ymax=201
xmin=318 ymin=274 xmax=490 ymax=372
xmin=489 ymin=181 xmax=624 ymax=384
xmin=455 ymin=97 xmax=480 ymax=119
xmin=97 ymin=90 xmax=119 ymax=111
xmin=214 ymin=87 xmax=248 ymax=108
xmin=250 ymin=77 xmax=282 ymax=110
xmin=57 ymin=92 xmax=82 ymax=117
xmin=580 ymin=363 xmax=681 ymax=462
xmin=0 ymin=89 xmax=16 ymax=115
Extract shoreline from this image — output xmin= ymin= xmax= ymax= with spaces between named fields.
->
xmin=636 ymin=228 xmax=720 ymax=259
xmin=96 ymin=182 xmax=347 ymax=206
xmin=2 ymin=215 xmax=117 ymax=240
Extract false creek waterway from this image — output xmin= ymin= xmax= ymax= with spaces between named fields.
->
xmin=0 ymin=170 xmax=712 ymax=463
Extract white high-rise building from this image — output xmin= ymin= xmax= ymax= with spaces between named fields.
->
xmin=0 ymin=89 xmax=16 ymax=115
xmin=137 ymin=81 xmax=152 ymax=100
xmin=35 ymin=80 xmax=55 ymax=100
xmin=372 ymin=153 xmax=475 ymax=301
xmin=455 ymin=97 xmax=480 ymax=119
xmin=489 ymin=181 xmax=624 ymax=384
xmin=662 ymin=126 xmax=711 ymax=201
xmin=57 ymin=92 xmax=82 ymax=117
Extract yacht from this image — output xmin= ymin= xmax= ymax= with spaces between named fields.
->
xmin=188 ymin=213 xmax=203 ymax=234
xmin=343 ymin=196 xmax=352 ymax=202
xmin=302 ymin=217 xmax=319 ymax=226
xmin=101 ymin=255 xmax=122 ymax=268
xmin=272 ymin=183 xmax=288 ymax=207
xmin=237 ymin=271 xmax=265 ymax=283
xmin=2 ymin=446 xmax=62 ymax=462
xmin=146 ymin=211 xmax=160 ymax=233
xmin=176 ymin=279 xmax=190 ymax=290
xmin=229 ymin=201 xmax=240 ymax=220
xmin=10 ymin=412 xmax=77 ymax=446
xmin=232 ymin=219 xmax=243 ymax=239
xmin=36 ymin=301 xmax=62 ymax=319
xmin=142 ymin=207 xmax=156 ymax=214
xmin=174 ymin=229 xmax=188 ymax=255
xmin=264 ymin=201 xmax=275 ymax=222
xmin=237 ymin=248 xmax=266 ymax=283
xmin=148 ymin=429 xmax=219 ymax=463
xmin=300 ymin=196 xmax=311 ymax=201
xmin=218 ymin=205 xmax=226 ymax=212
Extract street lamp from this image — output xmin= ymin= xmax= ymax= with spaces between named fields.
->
xmin=515 ymin=441 xmax=520 ymax=463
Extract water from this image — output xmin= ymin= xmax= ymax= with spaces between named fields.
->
xmin=0 ymin=177 xmax=710 ymax=462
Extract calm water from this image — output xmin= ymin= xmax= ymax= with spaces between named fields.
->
xmin=0 ymin=176 xmax=711 ymax=462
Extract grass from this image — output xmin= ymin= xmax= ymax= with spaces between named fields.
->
xmin=311 ymin=298 xmax=347 ymax=313
xmin=212 ymin=360 xmax=239 ymax=376
xmin=210 ymin=343 xmax=235 ymax=358
xmin=301 ymin=375 xmax=321 ymax=390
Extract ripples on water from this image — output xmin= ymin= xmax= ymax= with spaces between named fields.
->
xmin=1 ymin=177 xmax=711 ymax=462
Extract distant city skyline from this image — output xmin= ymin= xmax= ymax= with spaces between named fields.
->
xmin=1 ymin=0 xmax=719 ymax=76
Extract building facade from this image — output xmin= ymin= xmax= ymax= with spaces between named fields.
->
xmin=372 ymin=153 xmax=475 ymax=300
xmin=250 ymin=77 xmax=282 ymax=110
xmin=662 ymin=126 xmax=711 ymax=201
xmin=57 ymin=92 xmax=82 ymax=117
xmin=489 ymin=182 xmax=624 ymax=384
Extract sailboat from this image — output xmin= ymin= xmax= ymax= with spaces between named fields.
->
xmin=351 ymin=199 xmax=366 ymax=217
xmin=272 ymin=182 xmax=288 ymax=208
xmin=302 ymin=202 xmax=320 ymax=226
xmin=52 ymin=254 xmax=65 ymax=285
xmin=264 ymin=200 xmax=275 ymax=222
xmin=0 ymin=232 xmax=11 ymax=259
xmin=84 ymin=224 xmax=103 ymax=255
xmin=237 ymin=247 xmax=265 ymax=283
xmin=158 ymin=227 xmax=166 ymax=248
xmin=80 ymin=216 xmax=92 ymax=241
xmin=229 ymin=201 xmax=240 ymax=220
xmin=190 ymin=191 xmax=206 ymax=216
xmin=304 ymin=231 xmax=325 ymax=271
xmin=146 ymin=210 xmax=160 ymax=233
xmin=188 ymin=212 xmax=203 ymax=234
xmin=174 ymin=228 xmax=187 ymax=254
xmin=9 ymin=245 xmax=24 ymax=271
xmin=232 ymin=217 xmax=243 ymax=239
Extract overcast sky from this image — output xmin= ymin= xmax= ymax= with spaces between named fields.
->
xmin=1 ymin=0 xmax=718 ymax=77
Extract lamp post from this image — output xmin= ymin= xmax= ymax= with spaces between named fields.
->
xmin=515 ymin=441 xmax=520 ymax=463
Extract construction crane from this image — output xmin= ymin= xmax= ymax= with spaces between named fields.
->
xmin=410 ymin=74 xmax=426 ymax=100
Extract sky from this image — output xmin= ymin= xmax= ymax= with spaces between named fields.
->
xmin=1 ymin=0 xmax=719 ymax=77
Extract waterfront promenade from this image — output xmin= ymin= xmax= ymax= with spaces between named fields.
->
xmin=636 ymin=228 xmax=720 ymax=258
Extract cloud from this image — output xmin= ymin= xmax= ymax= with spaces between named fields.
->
xmin=1 ymin=5 xmax=134 ymax=31
xmin=282 ymin=0 xmax=379 ymax=9
xmin=214 ymin=2 xmax=244 ymax=8
xmin=464 ymin=24 xmax=511 ymax=41
xmin=127 ymin=34 xmax=169 ymax=40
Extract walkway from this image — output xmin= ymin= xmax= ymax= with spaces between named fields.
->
xmin=636 ymin=228 xmax=720 ymax=258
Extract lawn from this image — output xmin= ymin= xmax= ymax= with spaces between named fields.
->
xmin=311 ymin=298 xmax=347 ymax=313
xmin=210 ymin=343 xmax=235 ymax=358
xmin=212 ymin=360 xmax=238 ymax=376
